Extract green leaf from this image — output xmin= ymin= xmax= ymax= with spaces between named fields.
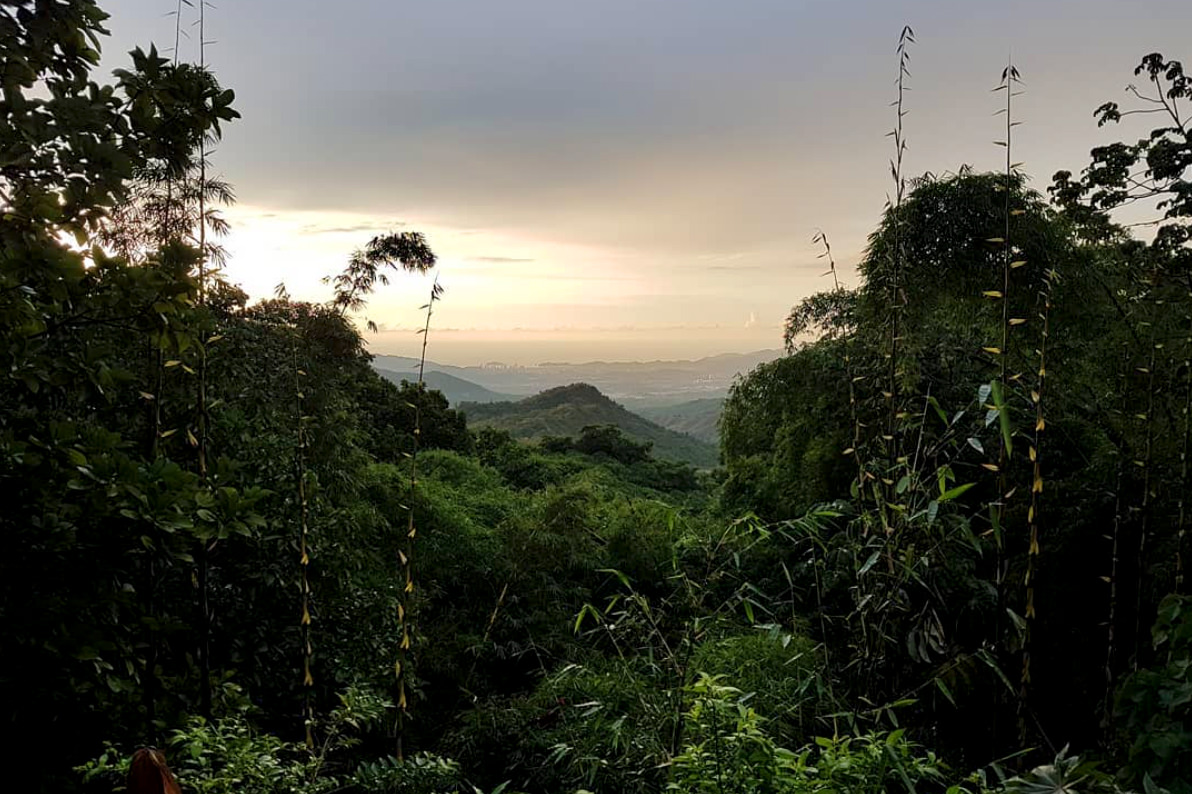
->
xmin=991 ymin=380 xmax=1013 ymax=457
xmin=926 ymin=395 xmax=948 ymax=425
xmin=934 ymin=676 xmax=956 ymax=706
xmin=939 ymin=482 xmax=976 ymax=502
xmin=597 ymin=568 xmax=632 ymax=590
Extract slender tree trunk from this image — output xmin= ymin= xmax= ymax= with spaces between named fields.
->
xmin=1104 ymin=344 xmax=1130 ymax=730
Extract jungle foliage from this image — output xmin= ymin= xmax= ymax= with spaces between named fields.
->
xmin=3 ymin=3 xmax=1192 ymax=793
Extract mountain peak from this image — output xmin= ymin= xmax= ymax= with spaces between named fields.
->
xmin=522 ymin=382 xmax=608 ymax=409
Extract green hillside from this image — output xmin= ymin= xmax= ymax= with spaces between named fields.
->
xmin=462 ymin=383 xmax=719 ymax=467
xmin=635 ymin=397 xmax=724 ymax=445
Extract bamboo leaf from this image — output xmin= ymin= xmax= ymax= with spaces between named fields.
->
xmin=934 ymin=676 xmax=956 ymax=706
xmin=991 ymin=380 xmax=1013 ymax=457
xmin=939 ymin=482 xmax=977 ymax=502
xmin=598 ymin=568 xmax=632 ymax=590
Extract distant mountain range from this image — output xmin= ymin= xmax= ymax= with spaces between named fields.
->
xmin=370 ymin=350 xmax=778 ymax=404
xmin=461 ymin=383 xmax=720 ymax=468
xmin=372 ymin=351 xmax=768 ymax=453
xmin=375 ymin=368 xmax=517 ymax=404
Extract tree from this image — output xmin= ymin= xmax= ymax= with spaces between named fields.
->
xmin=574 ymin=424 xmax=652 ymax=465
xmin=1052 ymin=53 xmax=1190 ymax=265
xmin=358 ymin=378 xmax=473 ymax=462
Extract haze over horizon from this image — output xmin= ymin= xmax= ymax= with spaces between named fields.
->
xmin=99 ymin=0 xmax=1190 ymax=365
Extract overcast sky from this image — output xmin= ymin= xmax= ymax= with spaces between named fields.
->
xmin=99 ymin=0 xmax=1189 ymax=364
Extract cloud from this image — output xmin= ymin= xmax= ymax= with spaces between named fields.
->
xmin=298 ymin=222 xmax=408 ymax=235
xmin=299 ymin=223 xmax=373 ymax=235
xmin=526 ymin=273 xmax=636 ymax=281
xmin=101 ymin=0 xmax=1192 ymax=364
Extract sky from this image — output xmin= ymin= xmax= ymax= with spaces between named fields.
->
xmin=98 ymin=0 xmax=1190 ymax=365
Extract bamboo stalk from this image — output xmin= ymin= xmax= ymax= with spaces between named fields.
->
xmin=194 ymin=0 xmax=214 ymax=721
xmin=395 ymin=275 xmax=443 ymax=760
xmin=1176 ymin=296 xmax=1191 ymax=594
xmin=1104 ymin=343 xmax=1130 ymax=727
xmin=815 ymin=230 xmax=866 ymax=499
xmin=987 ymin=53 xmax=1023 ymax=752
xmin=884 ymin=26 xmax=915 ymax=504
xmin=1131 ymin=308 xmax=1160 ymax=671
xmin=294 ymin=331 xmax=314 ymax=748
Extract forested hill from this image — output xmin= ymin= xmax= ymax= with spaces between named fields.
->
xmin=632 ymin=397 xmax=724 ymax=445
xmin=462 ymin=383 xmax=720 ymax=467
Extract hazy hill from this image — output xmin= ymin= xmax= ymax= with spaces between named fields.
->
xmin=632 ymin=397 xmax=724 ymax=446
xmin=462 ymin=383 xmax=719 ymax=467
xmin=371 ymin=350 xmax=779 ymax=402
xmin=375 ymin=368 xmax=516 ymax=405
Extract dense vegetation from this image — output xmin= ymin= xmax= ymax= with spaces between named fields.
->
xmin=3 ymin=4 xmax=1192 ymax=793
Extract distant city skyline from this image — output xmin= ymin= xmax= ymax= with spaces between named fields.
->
xmin=100 ymin=0 xmax=1191 ymax=364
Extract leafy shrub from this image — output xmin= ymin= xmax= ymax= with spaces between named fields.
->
xmin=79 ymin=686 xmax=391 ymax=794
xmin=603 ymin=499 xmax=681 ymax=588
xmin=670 ymin=673 xmax=947 ymax=794
xmin=80 ymin=716 xmax=324 ymax=794
xmin=447 ymin=659 xmax=671 ymax=794
xmin=690 ymin=631 xmax=828 ymax=746
xmin=350 ymin=753 xmax=466 ymax=793
xmin=1116 ymin=594 xmax=1192 ymax=793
